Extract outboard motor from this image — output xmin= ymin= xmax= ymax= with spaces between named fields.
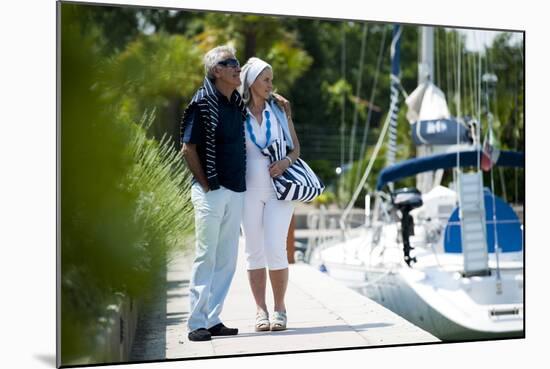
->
xmin=392 ymin=188 xmax=423 ymax=267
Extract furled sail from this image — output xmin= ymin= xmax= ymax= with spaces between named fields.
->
xmin=406 ymin=82 xmax=470 ymax=145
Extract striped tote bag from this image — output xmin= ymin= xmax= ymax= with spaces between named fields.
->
xmin=261 ymin=139 xmax=325 ymax=202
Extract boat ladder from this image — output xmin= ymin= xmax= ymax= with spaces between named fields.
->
xmin=458 ymin=171 xmax=490 ymax=276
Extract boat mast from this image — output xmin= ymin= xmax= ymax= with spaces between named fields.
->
xmin=416 ymin=27 xmax=435 ymax=193
xmin=419 ymin=27 xmax=434 ymax=84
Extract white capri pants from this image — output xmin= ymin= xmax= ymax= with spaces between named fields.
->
xmin=242 ymin=189 xmax=295 ymax=270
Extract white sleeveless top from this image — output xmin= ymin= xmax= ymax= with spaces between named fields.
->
xmin=245 ymin=102 xmax=282 ymax=190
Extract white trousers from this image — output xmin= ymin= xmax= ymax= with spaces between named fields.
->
xmin=242 ymin=188 xmax=295 ymax=270
xmin=188 ymin=184 xmax=244 ymax=331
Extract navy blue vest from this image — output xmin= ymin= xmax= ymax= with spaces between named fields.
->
xmin=180 ymin=79 xmax=247 ymax=192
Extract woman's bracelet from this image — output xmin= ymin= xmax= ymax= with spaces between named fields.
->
xmin=284 ymin=156 xmax=292 ymax=166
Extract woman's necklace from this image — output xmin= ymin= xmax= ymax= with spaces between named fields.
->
xmin=246 ymin=109 xmax=271 ymax=150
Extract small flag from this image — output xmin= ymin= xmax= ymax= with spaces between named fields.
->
xmin=481 ymin=128 xmax=500 ymax=171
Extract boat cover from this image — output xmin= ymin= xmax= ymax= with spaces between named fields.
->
xmin=411 ymin=118 xmax=470 ymax=145
xmin=444 ymin=189 xmax=523 ymax=253
xmin=376 ymin=150 xmax=524 ymax=190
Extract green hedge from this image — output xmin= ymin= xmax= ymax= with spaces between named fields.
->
xmin=60 ymin=5 xmax=194 ymax=363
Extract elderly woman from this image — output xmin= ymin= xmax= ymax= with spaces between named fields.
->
xmin=239 ymin=57 xmax=300 ymax=332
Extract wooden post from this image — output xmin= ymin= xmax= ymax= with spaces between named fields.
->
xmin=286 ymin=214 xmax=296 ymax=264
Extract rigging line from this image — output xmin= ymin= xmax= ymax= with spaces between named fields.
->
xmin=435 ymin=27 xmax=441 ymax=86
xmin=461 ymin=44 xmax=471 ymax=117
xmin=467 ymin=43 xmax=473 ymax=117
xmin=475 ymin=46 xmax=481 ymax=122
xmin=445 ymin=30 xmax=452 ymax=113
xmin=472 ymin=32 xmax=479 ymax=123
xmin=473 ymin=46 xmax=479 ymax=123
xmin=465 ymin=34 xmax=476 ymax=120
xmin=447 ymin=30 xmax=454 ymax=116
xmin=476 ymin=33 xmax=482 ymax=170
xmin=468 ymin=48 xmax=475 ymax=118
xmin=492 ymin=75 xmax=499 ymax=125
xmin=451 ymin=31 xmax=458 ymax=116
xmin=340 ymin=23 xmax=347 ymax=171
xmin=489 ymin=126 xmax=502 ymax=283
xmin=457 ymin=33 xmax=462 ymax=119
xmin=456 ymin=34 xmax=461 ymax=176
xmin=467 ymin=45 xmax=472 ymax=118
xmin=348 ymin=23 xmax=369 ymax=170
xmin=474 ymin=51 xmax=480 ymax=145
xmin=341 ymin=23 xmax=400 ymax=230
xmin=448 ymin=30 xmax=454 ymax=116
xmin=490 ymin=63 xmax=507 ymax=202
xmin=471 ymin=53 xmax=475 ymax=122
xmin=340 ymin=91 xmax=394 ymax=232
xmin=465 ymin=45 xmax=471 ymax=118
xmin=354 ymin=26 xmax=388 ymax=191
xmin=478 ymin=47 xmax=483 ymax=171
xmin=485 ymin=41 xmax=492 ymax=75
xmin=483 ymin=45 xmax=502 ymax=283
xmin=447 ymin=30 xmax=458 ymax=189
xmin=513 ymin=67 xmax=520 ymax=203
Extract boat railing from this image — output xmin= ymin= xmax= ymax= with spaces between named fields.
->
xmin=302 ymin=205 xmax=367 ymax=263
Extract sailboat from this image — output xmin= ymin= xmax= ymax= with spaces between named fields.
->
xmin=309 ymin=26 xmax=524 ymax=341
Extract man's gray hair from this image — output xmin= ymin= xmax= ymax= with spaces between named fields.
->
xmin=204 ymin=45 xmax=237 ymax=80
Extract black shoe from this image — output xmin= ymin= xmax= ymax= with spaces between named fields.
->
xmin=188 ymin=328 xmax=211 ymax=341
xmin=208 ymin=323 xmax=238 ymax=336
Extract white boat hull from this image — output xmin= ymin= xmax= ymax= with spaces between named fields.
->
xmin=311 ymin=183 xmax=524 ymax=341
xmin=321 ymin=258 xmax=524 ymax=341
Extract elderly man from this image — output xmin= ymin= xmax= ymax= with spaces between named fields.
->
xmin=180 ymin=45 xmax=246 ymax=342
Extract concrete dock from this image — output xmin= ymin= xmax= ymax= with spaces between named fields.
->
xmin=130 ymin=240 xmax=439 ymax=362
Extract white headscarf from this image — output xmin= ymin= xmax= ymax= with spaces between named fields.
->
xmin=239 ymin=57 xmax=272 ymax=104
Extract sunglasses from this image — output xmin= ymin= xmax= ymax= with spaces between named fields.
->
xmin=217 ymin=58 xmax=240 ymax=68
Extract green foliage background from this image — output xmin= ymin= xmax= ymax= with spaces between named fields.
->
xmin=61 ymin=5 xmax=195 ymax=364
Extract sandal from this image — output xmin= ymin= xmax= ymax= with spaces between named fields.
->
xmin=255 ymin=310 xmax=270 ymax=332
xmin=270 ymin=311 xmax=287 ymax=331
